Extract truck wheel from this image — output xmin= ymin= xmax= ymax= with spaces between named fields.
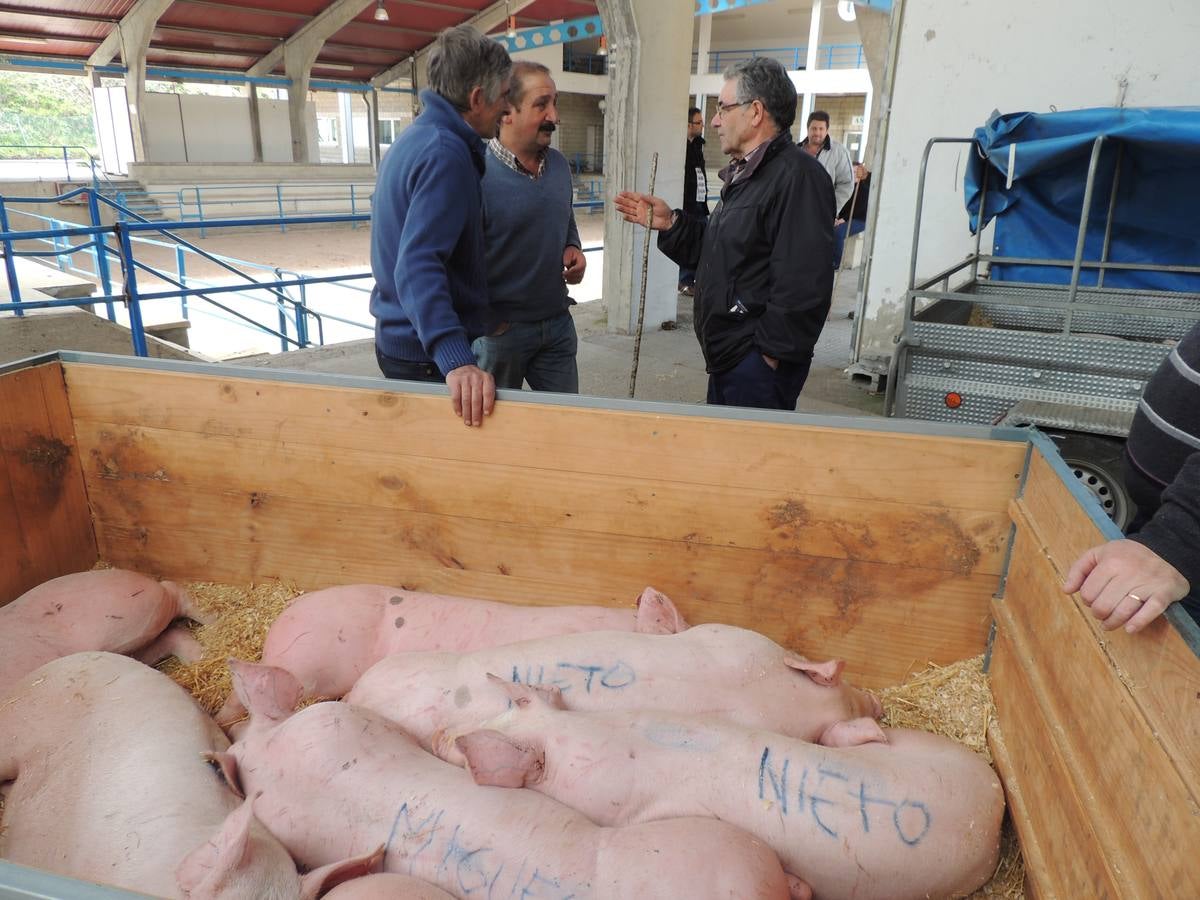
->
xmin=1052 ymin=434 xmax=1135 ymax=529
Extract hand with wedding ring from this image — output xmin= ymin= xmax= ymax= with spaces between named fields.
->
xmin=1063 ymin=538 xmax=1191 ymax=633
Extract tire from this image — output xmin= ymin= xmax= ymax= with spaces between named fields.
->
xmin=1050 ymin=433 xmax=1136 ymax=530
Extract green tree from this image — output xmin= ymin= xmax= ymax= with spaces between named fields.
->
xmin=0 ymin=71 xmax=97 ymax=157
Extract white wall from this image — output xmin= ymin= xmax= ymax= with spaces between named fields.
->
xmin=142 ymin=93 xmax=318 ymax=165
xmin=853 ymin=0 xmax=1200 ymax=374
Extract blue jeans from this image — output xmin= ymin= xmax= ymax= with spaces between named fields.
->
xmin=375 ymin=346 xmax=444 ymax=383
xmin=706 ymin=349 xmax=811 ymax=410
xmin=833 ymin=218 xmax=866 ymax=269
xmin=472 ymin=310 xmax=579 ymax=393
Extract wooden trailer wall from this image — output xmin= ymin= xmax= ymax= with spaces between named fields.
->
xmin=2 ymin=354 xmax=1200 ymax=899
xmin=5 ymin=357 xmax=1028 ymax=690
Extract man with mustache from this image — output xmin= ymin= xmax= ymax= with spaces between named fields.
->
xmin=370 ymin=25 xmax=511 ymax=426
xmin=475 ymin=61 xmax=586 ymax=393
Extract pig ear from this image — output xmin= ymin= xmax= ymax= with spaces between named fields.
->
xmin=228 ymin=659 xmax=301 ymax=724
xmin=634 ymin=587 xmax=689 ymax=634
xmin=202 ymin=750 xmax=244 ymax=799
xmin=484 ymin=672 xmax=565 ymax=710
xmin=783 ymin=653 xmax=845 ymax=687
xmin=176 ymin=794 xmax=257 ymax=895
xmin=456 ymin=730 xmax=546 ymax=788
xmin=298 ymin=845 xmax=385 ymax=900
xmin=818 ymin=717 xmax=889 ymax=748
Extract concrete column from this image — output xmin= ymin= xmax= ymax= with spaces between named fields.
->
xmin=597 ymin=0 xmax=694 ymax=334
xmin=695 ymin=9 xmax=712 ymax=111
xmin=123 ymin=48 xmax=150 ymax=162
xmin=283 ymin=40 xmax=322 ymax=163
xmin=800 ymin=0 xmax=823 ymax=128
xmin=365 ymin=89 xmax=381 ymax=168
xmin=248 ymin=88 xmax=265 ymax=162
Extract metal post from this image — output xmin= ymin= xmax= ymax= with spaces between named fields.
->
xmin=350 ymin=184 xmax=357 ymax=230
xmin=277 ymin=185 xmax=286 ymax=234
xmin=971 ymin=163 xmax=989 ymax=283
xmin=175 ymin=244 xmax=188 ymax=319
xmin=1097 ymin=142 xmax=1124 ymax=290
xmin=277 ymin=299 xmax=290 ymax=353
xmin=195 ymin=187 xmax=206 ymax=239
xmin=87 ymin=189 xmax=116 ymax=320
xmin=0 ymin=199 xmax=22 ymax=316
xmin=62 ymin=145 xmax=70 ymax=181
xmin=1063 ymin=135 xmax=1106 ymax=336
xmin=115 ymin=224 xmax=149 ymax=357
xmin=296 ymin=278 xmax=310 ymax=346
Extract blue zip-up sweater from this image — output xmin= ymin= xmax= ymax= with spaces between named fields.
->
xmin=369 ymin=90 xmax=488 ymax=375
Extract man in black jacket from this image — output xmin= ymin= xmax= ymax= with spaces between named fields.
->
xmin=678 ymin=106 xmax=709 ymax=296
xmin=615 ymin=58 xmax=834 ymax=410
xmin=1064 ymin=321 xmax=1200 ymax=634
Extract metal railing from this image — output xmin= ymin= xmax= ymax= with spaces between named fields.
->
xmin=693 ymin=43 xmax=865 ymax=73
xmin=0 ymin=144 xmax=118 ymax=190
xmin=0 ymin=185 xmax=373 ymax=357
xmin=120 ymin=181 xmax=377 ymax=236
xmin=562 ymin=45 xmax=608 ymax=76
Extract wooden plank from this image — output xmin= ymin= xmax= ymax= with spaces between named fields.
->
xmin=993 ymin=526 xmax=1200 ymax=896
xmin=85 ymin=477 xmax=995 ymax=690
xmin=1017 ymin=450 xmax=1200 ymax=806
xmin=64 ymin=364 xmax=1028 ymax=512
xmin=73 ymin=421 xmax=1011 ymax=575
xmin=988 ymin=626 xmax=1121 ymax=898
xmin=0 ymin=362 xmax=97 ymax=604
xmin=985 ymin=719 xmax=1051 ymax=900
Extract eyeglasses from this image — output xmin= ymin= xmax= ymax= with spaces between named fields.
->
xmin=715 ymin=99 xmax=753 ymax=116
xmin=689 ymin=119 xmax=703 ymax=126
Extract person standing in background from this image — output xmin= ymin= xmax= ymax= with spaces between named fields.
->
xmin=800 ymin=110 xmax=854 ymax=269
xmin=678 ymin=106 xmax=710 ymax=296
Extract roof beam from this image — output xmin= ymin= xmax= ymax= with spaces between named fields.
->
xmin=173 ymin=0 xmax=310 ymax=19
xmin=0 ymin=5 xmax=119 ymax=24
xmin=87 ymin=0 xmax=174 ymax=67
xmin=371 ymin=0 xmax=536 ymax=89
xmin=246 ymin=0 xmax=375 ymax=77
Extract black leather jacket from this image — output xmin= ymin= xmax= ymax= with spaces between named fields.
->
xmin=658 ymin=131 xmax=835 ymax=374
xmin=683 ymin=135 xmax=710 ymax=217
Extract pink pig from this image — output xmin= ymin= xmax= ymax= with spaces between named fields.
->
xmin=215 ymin=584 xmax=687 ymax=726
xmin=213 ymin=661 xmax=798 ymax=900
xmin=443 ymin=681 xmax=1004 ymax=900
xmin=0 ymin=652 xmax=376 ymax=899
xmin=322 ymin=873 xmax=456 ymax=900
xmin=0 ymin=568 xmax=209 ymax=695
xmin=343 ymin=623 xmax=882 ymax=758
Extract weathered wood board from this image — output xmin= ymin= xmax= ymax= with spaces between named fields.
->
xmin=0 ymin=360 xmax=96 ymax=603
xmin=63 ymin=362 xmax=1027 ymax=689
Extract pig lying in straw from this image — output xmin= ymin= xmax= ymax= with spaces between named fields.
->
xmin=0 ymin=652 xmax=377 ymax=899
xmin=210 ymin=660 xmax=800 ymax=900
xmin=439 ymin=679 xmax=1004 ymax=900
xmin=215 ymin=584 xmax=687 ymax=726
xmin=0 ymin=568 xmax=209 ymax=696
xmin=342 ymin=622 xmax=882 ymax=756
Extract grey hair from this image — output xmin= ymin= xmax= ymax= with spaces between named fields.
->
xmin=427 ymin=24 xmax=512 ymax=110
xmin=723 ymin=57 xmax=797 ymax=133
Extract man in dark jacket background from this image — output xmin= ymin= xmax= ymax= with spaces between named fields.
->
xmin=615 ymin=58 xmax=834 ymax=410
xmin=677 ymin=106 xmax=709 ymax=296
xmin=369 ymin=25 xmax=511 ymax=427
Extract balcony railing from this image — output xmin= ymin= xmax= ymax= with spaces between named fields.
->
xmin=693 ymin=44 xmax=865 ymax=74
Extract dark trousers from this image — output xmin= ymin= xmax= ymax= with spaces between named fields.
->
xmin=375 ymin=346 xmax=445 ymax=383
xmin=706 ymin=350 xmax=811 ymax=410
xmin=678 ymin=213 xmax=708 ymax=287
xmin=833 ymin=218 xmax=866 ymax=269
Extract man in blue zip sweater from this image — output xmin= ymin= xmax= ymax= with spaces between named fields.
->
xmin=476 ymin=61 xmax=585 ymax=393
xmin=369 ymin=25 xmax=511 ymax=426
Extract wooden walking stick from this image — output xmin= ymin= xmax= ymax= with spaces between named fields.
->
xmin=628 ymin=151 xmax=659 ymax=399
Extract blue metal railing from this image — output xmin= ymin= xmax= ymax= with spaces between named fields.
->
xmin=0 ymin=185 xmax=373 ymax=357
xmin=562 ymin=45 xmax=608 ymax=76
xmin=693 ymin=43 xmax=865 ymax=73
xmin=0 ymin=144 xmax=121 ymax=191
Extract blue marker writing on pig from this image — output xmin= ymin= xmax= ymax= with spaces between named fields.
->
xmin=386 ymin=802 xmax=583 ymax=898
xmin=509 ymin=660 xmax=636 ymax=695
xmin=757 ymin=746 xmax=931 ymax=846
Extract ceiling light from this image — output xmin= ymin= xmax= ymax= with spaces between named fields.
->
xmin=374 ymin=0 xmax=389 ymax=23
xmin=506 ymin=15 xmax=518 ymax=39
xmin=597 ymin=35 xmax=608 ymax=57
xmin=837 ymin=1 xmax=856 ymax=22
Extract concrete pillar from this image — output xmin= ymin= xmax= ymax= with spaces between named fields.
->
xmin=855 ymin=4 xmax=891 ymax=165
xmin=283 ymin=40 xmax=322 ymax=163
xmin=800 ymin=0 xmax=823 ymax=128
xmin=695 ymin=10 xmax=712 ymax=112
xmin=248 ymin=88 xmax=265 ymax=162
xmin=364 ymin=89 xmax=381 ymax=168
xmin=596 ymin=0 xmax=694 ymax=334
